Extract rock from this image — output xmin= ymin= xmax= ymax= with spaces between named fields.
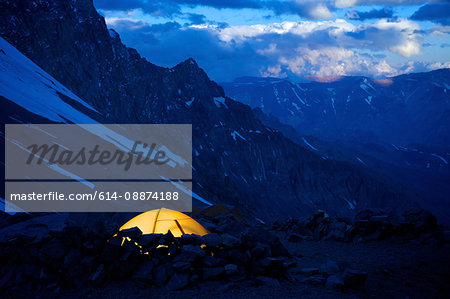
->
xmin=254 ymin=276 xmax=280 ymax=287
xmin=218 ymin=282 xmax=234 ymax=292
xmin=300 ymin=267 xmax=320 ymax=276
xmin=172 ymin=262 xmax=191 ymax=272
xmin=158 ymin=231 xmax=180 ymax=247
xmin=250 ymin=243 xmax=271 ymax=258
xmin=326 ymin=274 xmax=344 ymax=289
xmin=320 ymin=259 xmax=340 ymax=276
xmin=215 ymin=219 xmax=246 ymax=236
xmin=121 ymin=239 xmax=140 ymax=261
xmin=402 ymin=209 xmax=437 ymax=233
xmin=108 ymin=236 xmax=123 ymax=247
xmin=202 ymin=233 xmax=222 ymax=248
xmin=202 ymin=256 xmax=226 ymax=267
xmin=118 ymin=227 xmax=142 ymax=239
xmin=288 ymin=233 xmax=303 ymax=242
xmin=63 ymin=249 xmax=83 ymax=268
xmin=221 ymin=234 xmax=240 ymax=248
xmin=342 ymin=268 xmax=368 ymax=289
xmin=102 ymin=243 xmax=122 ymax=263
xmin=301 ymin=275 xmax=326 ymax=285
xmin=132 ymin=263 xmax=154 ymax=283
xmin=179 ymin=234 xmax=203 ymax=245
xmin=240 ymin=228 xmax=278 ymax=248
xmin=139 ymin=234 xmax=163 ymax=250
xmin=202 ymin=204 xmax=232 ymax=218
xmin=227 ymin=249 xmax=250 ymax=265
xmin=202 ymin=267 xmax=224 ymax=280
xmin=0 ymin=270 xmax=14 ymax=288
xmin=259 ymin=257 xmax=287 ymax=276
xmin=152 ymin=263 xmax=174 ymax=286
xmin=179 ymin=245 xmax=206 ymax=261
xmin=269 ymin=240 xmax=291 ymax=257
xmin=190 ymin=274 xmax=200 ymax=284
xmin=443 ymin=230 xmax=450 ymax=243
xmin=41 ymin=238 xmax=68 ymax=260
xmin=166 ymin=272 xmax=190 ymax=290
xmin=89 ymin=264 xmax=105 ymax=282
xmin=224 ymin=264 xmax=238 ymax=275
xmin=226 ymin=267 xmax=247 ymax=282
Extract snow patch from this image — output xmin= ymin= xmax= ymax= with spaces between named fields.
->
xmin=302 ymin=137 xmax=318 ymax=151
xmin=343 ymin=197 xmax=355 ymax=210
xmin=431 ymin=154 xmax=448 ymax=165
xmin=185 ymin=97 xmax=194 ymax=106
xmin=291 ymin=87 xmax=305 ymax=105
xmin=231 ymin=130 xmax=246 ymax=141
xmin=214 ymin=97 xmax=226 ymax=108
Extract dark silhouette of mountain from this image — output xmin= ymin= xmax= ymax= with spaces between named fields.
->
xmin=0 ymin=0 xmax=421 ymax=221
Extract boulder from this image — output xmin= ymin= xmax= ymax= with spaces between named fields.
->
xmin=63 ymin=249 xmax=83 ymax=268
xmin=89 ymin=264 xmax=105 ymax=282
xmin=202 ymin=267 xmax=224 ymax=280
xmin=224 ymin=264 xmax=238 ymax=275
xmin=118 ymin=227 xmax=142 ymax=240
xmin=288 ymin=233 xmax=303 ymax=243
xmin=139 ymin=234 xmax=163 ymax=250
xmin=202 ymin=256 xmax=226 ymax=267
xmin=254 ymin=276 xmax=280 ymax=287
xmin=320 ymin=260 xmax=340 ymax=276
xmin=342 ymin=268 xmax=368 ymax=289
xmin=166 ymin=272 xmax=190 ymax=290
xmin=301 ymin=275 xmax=326 ymax=285
xmin=179 ymin=234 xmax=204 ymax=245
xmin=152 ymin=263 xmax=174 ymax=286
xmin=326 ymin=274 xmax=344 ymax=289
xmin=202 ymin=233 xmax=222 ymax=248
xmin=221 ymin=234 xmax=240 ymax=248
xmin=300 ymin=267 xmax=320 ymax=276
xmin=41 ymin=238 xmax=68 ymax=260
xmin=179 ymin=245 xmax=206 ymax=261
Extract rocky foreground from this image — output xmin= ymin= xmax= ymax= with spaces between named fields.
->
xmin=0 ymin=206 xmax=449 ymax=298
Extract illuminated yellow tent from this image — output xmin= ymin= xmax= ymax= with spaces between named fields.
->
xmin=119 ymin=208 xmax=209 ymax=237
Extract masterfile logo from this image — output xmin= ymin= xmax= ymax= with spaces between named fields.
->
xmin=4 ymin=124 xmax=192 ymax=212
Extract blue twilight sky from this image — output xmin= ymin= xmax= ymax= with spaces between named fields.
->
xmin=94 ymin=0 xmax=450 ymax=82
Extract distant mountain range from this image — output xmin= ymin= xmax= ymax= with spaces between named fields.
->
xmin=221 ymin=72 xmax=450 ymax=223
xmin=222 ymin=72 xmax=450 ymax=148
xmin=0 ymin=0 xmax=424 ymax=221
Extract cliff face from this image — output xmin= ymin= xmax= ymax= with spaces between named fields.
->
xmin=0 ymin=0 xmax=419 ymax=220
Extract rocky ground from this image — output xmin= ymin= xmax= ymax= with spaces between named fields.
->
xmin=1 ymin=206 xmax=449 ymax=298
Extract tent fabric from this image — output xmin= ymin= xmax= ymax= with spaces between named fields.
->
xmin=119 ymin=208 xmax=209 ymax=237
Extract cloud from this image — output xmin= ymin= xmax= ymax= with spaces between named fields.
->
xmin=336 ymin=0 xmax=436 ymax=8
xmin=345 ymin=7 xmax=394 ymax=20
xmin=410 ymin=3 xmax=450 ymax=25
xmin=277 ymin=47 xmax=398 ymax=77
xmin=94 ymin=0 xmax=180 ymax=17
xmin=186 ymin=13 xmax=207 ymax=25
xmin=205 ymin=18 xmax=423 ymax=57
xmin=105 ymin=16 xmax=445 ymax=82
xmin=95 ymin=0 xmax=337 ymax=20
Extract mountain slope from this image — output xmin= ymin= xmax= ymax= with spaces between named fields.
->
xmin=222 ymin=72 xmax=450 ymax=148
xmin=223 ymin=74 xmax=450 ymax=223
xmin=0 ymin=0 xmax=420 ymax=221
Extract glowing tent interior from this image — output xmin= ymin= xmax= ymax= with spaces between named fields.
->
xmin=119 ymin=208 xmax=209 ymax=237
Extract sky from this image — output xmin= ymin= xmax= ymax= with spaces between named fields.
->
xmin=94 ymin=0 xmax=450 ymax=82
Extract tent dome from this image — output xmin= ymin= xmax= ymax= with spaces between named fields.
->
xmin=119 ymin=208 xmax=209 ymax=237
